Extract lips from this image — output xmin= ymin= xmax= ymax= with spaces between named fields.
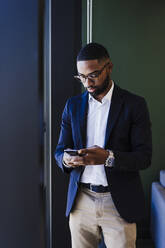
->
xmin=87 ymin=87 xmax=96 ymax=92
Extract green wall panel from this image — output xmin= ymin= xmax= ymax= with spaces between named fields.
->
xmin=82 ymin=0 xmax=165 ymax=236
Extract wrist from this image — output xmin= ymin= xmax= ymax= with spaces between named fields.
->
xmin=105 ymin=150 xmax=115 ymax=167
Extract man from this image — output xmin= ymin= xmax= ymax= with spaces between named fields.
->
xmin=55 ymin=43 xmax=152 ymax=248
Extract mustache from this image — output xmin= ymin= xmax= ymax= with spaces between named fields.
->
xmin=87 ymin=86 xmax=97 ymax=89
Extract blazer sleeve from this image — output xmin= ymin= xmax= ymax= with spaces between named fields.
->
xmin=112 ymin=98 xmax=152 ymax=172
xmin=54 ymin=99 xmax=73 ymax=173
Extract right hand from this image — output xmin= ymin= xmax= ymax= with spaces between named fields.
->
xmin=63 ymin=151 xmax=73 ymax=166
xmin=63 ymin=149 xmax=83 ymax=167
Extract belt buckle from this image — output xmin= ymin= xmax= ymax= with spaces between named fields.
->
xmin=90 ymin=184 xmax=97 ymax=191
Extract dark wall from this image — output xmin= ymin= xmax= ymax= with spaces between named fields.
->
xmin=0 ymin=1 xmax=43 ymax=247
xmin=52 ymin=0 xmax=82 ymax=247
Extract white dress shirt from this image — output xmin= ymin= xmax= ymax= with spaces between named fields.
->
xmin=80 ymin=81 xmax=114 ymax=186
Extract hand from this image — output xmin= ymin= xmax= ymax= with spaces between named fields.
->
xmin=63 ymin=149 xmax=77 ymax=167
xmin=63 ymin=148 xmax=83 ymax=167
xmin=63 ymin=145 xmax=109 ymax=167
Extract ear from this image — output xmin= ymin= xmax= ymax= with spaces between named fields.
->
xmin=108 ymin=61 xmax=113 ymax=73
xmin=109 ymin=61 xmax=113 ymax=69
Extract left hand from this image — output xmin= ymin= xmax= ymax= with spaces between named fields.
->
xmin=67 ymin=145 xmax=109 ymax=167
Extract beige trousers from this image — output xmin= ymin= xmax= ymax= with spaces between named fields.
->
xmin=69 ymin=187 xmax=136 ymax=248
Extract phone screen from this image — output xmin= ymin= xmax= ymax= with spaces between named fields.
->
xmin=64 ymin=149 xmax=79 ymax=156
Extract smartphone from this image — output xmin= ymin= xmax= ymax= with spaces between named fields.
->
xmin=64 ymin=149 xmax=79 ymax=156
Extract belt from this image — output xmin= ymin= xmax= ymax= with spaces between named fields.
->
xmin=80 ymin=182 xmax=109 ymax=193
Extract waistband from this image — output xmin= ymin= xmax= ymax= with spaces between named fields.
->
xmin=79 ymin=182 xmax=110 ymax=193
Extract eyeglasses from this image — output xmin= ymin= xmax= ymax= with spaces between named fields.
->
xmin=74 ymin=62 xmax=110 ymax=83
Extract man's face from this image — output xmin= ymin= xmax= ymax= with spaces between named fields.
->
xmin=77 ymin=59 xmax=112 ymax=99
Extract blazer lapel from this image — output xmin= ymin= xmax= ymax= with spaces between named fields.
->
xmin=77 ymin=91 xmax=88 ymax=148
xmin=75 ymin=85 xmax=124 ymax=148
xmin=104 ymin=84 xmax=124 ymax=147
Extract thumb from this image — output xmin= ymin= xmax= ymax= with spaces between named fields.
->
xmin=78 ymin=148 xmax=88 ymax=155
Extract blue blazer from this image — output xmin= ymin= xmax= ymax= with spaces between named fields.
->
xmin=55 ymin=83 xmax=152 ymax=223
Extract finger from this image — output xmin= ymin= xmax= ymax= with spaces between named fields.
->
xmin=67 ymin=162 xmax=83 ymax=167
xmin=70 ymin=156 xmax=84 ymax=163
xmin=71 ymin=162 xmax=83 ymax=166
xmin=63 ymin=155 xmax=71 ymax=164
xmin=67 ymin=162 xmax=76 ymax=166
xmin=78 ymin=149 xmax=88 ymax=155
xmin=70 ymin=155 xmax=86 ymax=165
xmin=78 ymin=146 xmax=100 ymax=155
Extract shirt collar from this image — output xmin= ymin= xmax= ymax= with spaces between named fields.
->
xmin=88 ymin=80 xmax=114 ymax=103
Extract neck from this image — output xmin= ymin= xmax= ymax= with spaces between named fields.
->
xmin=94 ymin=80 xmax=112 ymax=102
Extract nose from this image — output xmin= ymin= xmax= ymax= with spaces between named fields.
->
xmin=83 ymin=77 xmax=94 ymax=87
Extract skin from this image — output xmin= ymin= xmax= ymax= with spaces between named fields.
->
xmin=64 ymin=58 xmax=113 ymax=167
xmin=77 ymin=59 xmax=113 ymax=102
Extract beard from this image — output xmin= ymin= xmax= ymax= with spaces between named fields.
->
xmin=88 ymin=74 xmax=110 ymax=98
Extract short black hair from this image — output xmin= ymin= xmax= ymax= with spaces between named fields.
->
xmin=77 ymin=42 xmax=110 ymax=62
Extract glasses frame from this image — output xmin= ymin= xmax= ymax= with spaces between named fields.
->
xmin=74 ymin=62 xmax=110 ymax=83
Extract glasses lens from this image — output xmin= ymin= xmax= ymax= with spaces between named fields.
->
xmin=88 ymin=73 xmax=99 ymax=79
xmin=74 ymin=76 xmax=82 ymax=82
